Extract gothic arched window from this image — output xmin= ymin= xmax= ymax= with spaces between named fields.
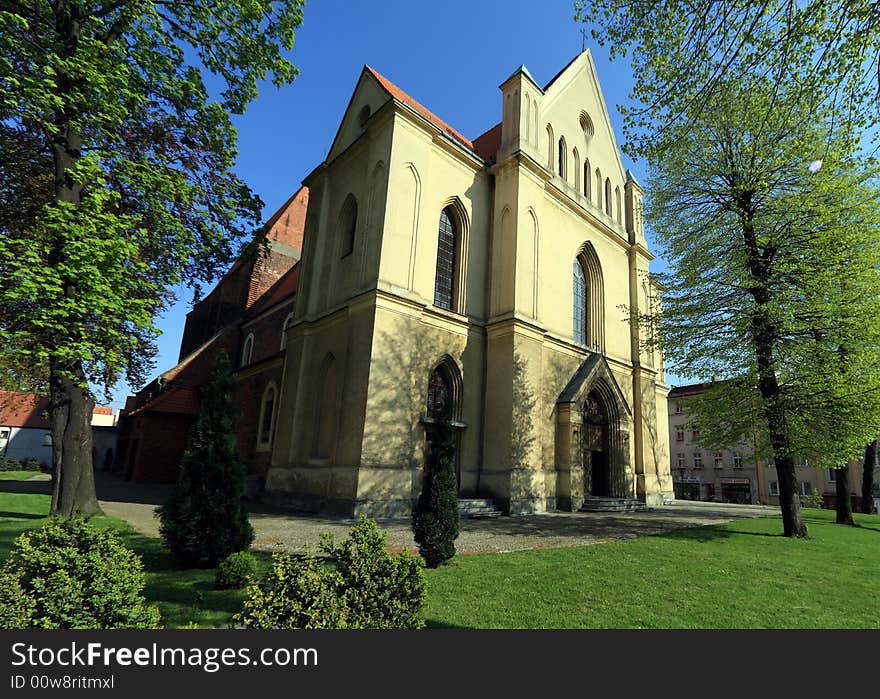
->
xmin=558 ymin=137 xmax=567 ymax=180
xmin=433 ymin=208 xmax=457 ymax=311
xmin=573 ymin=261 xmax=587 ymax=345
xmin=339 ymin=194 xmax=357 ymax=257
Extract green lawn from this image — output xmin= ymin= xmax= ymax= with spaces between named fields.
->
xmin=1 ymin=475 xmax=878 ymax=628
xmin=423 ymin=511 xmax=880 ymax=628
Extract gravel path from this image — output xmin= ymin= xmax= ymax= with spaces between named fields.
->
xmin=86 ymin=473 xmax=776 ymax=554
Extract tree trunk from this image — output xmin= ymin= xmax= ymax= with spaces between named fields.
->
xmin=49 ymin=361 xmax=101 ymax=516
xmin=862 ymin=440 xmax=877 ymax=515
xmin=835 ymin=463 xmax=855 ymax=525
xmin=44 ymin=5 xmax=100 ymax=517
xmin=740 ymin=203 xmax=806 ymax=537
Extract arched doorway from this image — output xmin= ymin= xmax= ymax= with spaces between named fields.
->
xmin=424 ymin=358 xmax=462 ymax=490
xmin=582 ymin=392 xmax=611 ymax=496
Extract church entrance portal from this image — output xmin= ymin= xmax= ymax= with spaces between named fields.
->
xmin=582 ymin=393 xmax=611 ymax=497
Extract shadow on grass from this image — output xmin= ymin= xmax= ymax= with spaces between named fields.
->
xmin=0 ymin=479 xmax=52 ymax=496
xmin=0 ymin=511 xmax=45 ymax=520
xmin=424 ymin=619 xmax=470 ymax=629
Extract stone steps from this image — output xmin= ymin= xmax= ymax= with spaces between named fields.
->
xmin=458 ymin=498 xmax=503 ymax=519
xmin=579 ymin=496 xmax=650 ymax=513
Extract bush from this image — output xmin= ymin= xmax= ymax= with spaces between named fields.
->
xmin=235 ymin=517 xmax=426 ymax=629
xmin=21 ymin=458 xmax=41 ymax=471
xmin=0 ymin=518 xmax=160 ymax=629
xmin=233 ymin=548 xmax=347 ymax=629
xmin=158 ymin=356 xmax=254 ymax=566
xmin=412 ymin=419 xmax=459 ymax=568
xmin=216 ymin=551 xmax=258 ymax=590
xmin=321 ymin=515 xmax=425 ymax=629
xmin=0 ymin=457 xmax=21 ymax=472
xmin=801 ymin=491 xmax=825 ymax=509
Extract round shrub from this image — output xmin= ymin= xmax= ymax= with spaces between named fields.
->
xmin=215 ymin=550 xmax=258 ymax=590
xmin=0 ymin=518 xmax=160 ymax=629
xmin=234 ymin=548 xmax=347 ymax=629
xmin=321 ymin=515 xmax=425 ymax=629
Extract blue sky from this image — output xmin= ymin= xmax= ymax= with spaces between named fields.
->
xmin=107 ymin=0 xmax=665 ymax=407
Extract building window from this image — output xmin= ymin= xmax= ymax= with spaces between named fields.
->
xmin=595 ymin=168 xmax=602 ymax=210
xmin=433 ymin=207 xmax=457 ymax=311
xmin=572 ymin=148 xmax=580 ymax=191
xmin=280 ymin=313 xmax=294 ymax=351
xmin=693 ymin=452 xmax=703 ymax=469
xmin=241 ymin=333 xmax=254 ymax=367
xmin=572 ymin=243 xmax=604 ymax=351
xmin=573 ymin=261 xmax=587 ymax=345
xmin=42 ymin=434 xmax=52 ymax=446
xmin=714 ymin=452 xmax=724 ymax=468
xmin=258 ymin=384 xmax=277 ymax=448
xmin=769 ymin=481 xmax=779 ymax=496
xmin=733 ymin=453 xmax=743 ymax=469
xmin=676 ymin=453 xmax=685 ymax=469
xmin=583 ymin=158 xmax=591 ymax=199
xmin=546 ymin=124 xmax=554 ymax=170
xmin=0 ymin=428 xmax=9 ymax=440
xmin=615 ymin=186 xmax=622 ymax=224
xmin=826 ymin=468 xmax=836 ymax=482
xmin=339 ymin=193 xmax=357 ymax=257
xmin=605 ymin=178 xmax=612 ymax=216
xmin=691 ymin=428 xmax=700 ymax=441
xmin=674 ymin=402 xmax=683 ymax=414
xmin=801 ymin=481 xmax=813 ymax=497
xmin=557 ymin=137 xmax=567 ymax=180
xmin=426 ymin=356 xmax=462 ymax=423
xmin=675 ymin=427 xmax=684 ymax=442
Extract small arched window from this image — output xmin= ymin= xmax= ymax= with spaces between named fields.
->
xmin=258 ymin=384 xmax=277 ymax=448
xmin=572 ymin=148 xmax=580 ymax=192
xmin=241 ymin=333 xmax=254 ymax=367
xmin=339 ymin=194 xmax=357 ymax=257
xmin=546 ymin=124 xmax=554 ymax=170
xmin=595 ymin=169 xmax=602 ymax=211
xmin=584 ymin=158 xmax=591 ymax=200
xmin=426 ymin=356 xmax=462 ymax=422
xmin=280 ymin=313 xmax=294 ymax=351
xmin=615 ymin=187 xmax=622 ymax=224
xmin=557 ymin=137 xmax=567 ymax=180
xmin=605 ymin=179 xmax=612 ymax=217
xmin=434 ymin=207 xmax=457 ymax=311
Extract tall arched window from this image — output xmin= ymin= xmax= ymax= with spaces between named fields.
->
xmin=572 ymin=148 xmax=580 ymax=192
xmin=546 ymin=124 xmax=554 ymax=170
xmin=573 ymin=261 xmax=587 ymax=345
xmin=280 ymin=313 xmax=294 ymax=351
xmin=573 ymin=243 xmax=605 ymax=352
xmin=557 ymin=137 xmax=567 ymax=180
xmin=595 ymin=168 xmax=602 ymax=211
xmin=339 ymin=193 xmax=357 ymax=257
xmin=258 ymin=383 xmax=277 ymax=448
xmin=584 ymin=158 xmax=591 ymax=200
xmin=605 ymin=179 xmax=612 ymax=217
xmin=433 ymin=207 xmax=457 ymax=311
xmin=241 ymin=333 xmax=254 ymax=367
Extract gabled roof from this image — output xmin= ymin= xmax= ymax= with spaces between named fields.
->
xmin=244 ymin=262 xmax=300 ymax=321
xmin=472 ymin=123 xmax=502 ymax=163
xmin=0 ymin=391 xmax=49 ymax=428
xmin=364 ymin=66 xmax=477 ymax=154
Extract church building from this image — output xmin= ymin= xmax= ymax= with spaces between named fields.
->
xmin=262 ymin=51 xmax=674 ymax=516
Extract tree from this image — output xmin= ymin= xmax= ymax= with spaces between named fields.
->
xmin=575 ymin=1 xmax=880 ymax=162
xmin=640 ymin=77 xmax=880 ymax=538
xmin=157 ymin=354 xmax=254 ymax=566
xmin=0 ymin=1 xmax=305 ymax=516
xmin=412 ymin=413 xmax=459 ymax=568
xmin=862 ymin=440 xmax=878 ymax=515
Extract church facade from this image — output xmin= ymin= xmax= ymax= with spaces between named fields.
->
xmin=263 ymin=51 xmax=674 ymax=516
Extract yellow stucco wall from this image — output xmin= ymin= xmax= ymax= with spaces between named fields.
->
xmin=265 ymin=53 xmax=673 ymax=516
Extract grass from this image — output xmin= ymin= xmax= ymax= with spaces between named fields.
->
xmin=1 ymin=473 xmax=878 ymax=628
xmin=423 ymin=510 xmax=880 ymax=628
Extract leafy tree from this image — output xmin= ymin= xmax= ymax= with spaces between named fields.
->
xmin=639 ymin=77 xmax=880 ymax=538
xmin=861 ymin=440 xmax=877 ymax=515
xmin=0 ymin=1 xmax=305 ymax=516
xmin=412 ymin=413 xmax=459 ymax=567
xmin=575 ymin=1 xmax=880 ymax=161
xmin=157 ymin=354 xmax=254 ymax=566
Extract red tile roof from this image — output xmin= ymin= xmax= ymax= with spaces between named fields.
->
xmin=93 ymin=407 xmax=113 ymax=415
xmin=0 ymin=391 xmax=50 ymax=428
xmin=472 ymin=123 xmax=502 ymax=163
xmin=127 ymin=386 xmax=200 ymax=417
xmin=365 ymin=66 xmax=476 ymax=153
